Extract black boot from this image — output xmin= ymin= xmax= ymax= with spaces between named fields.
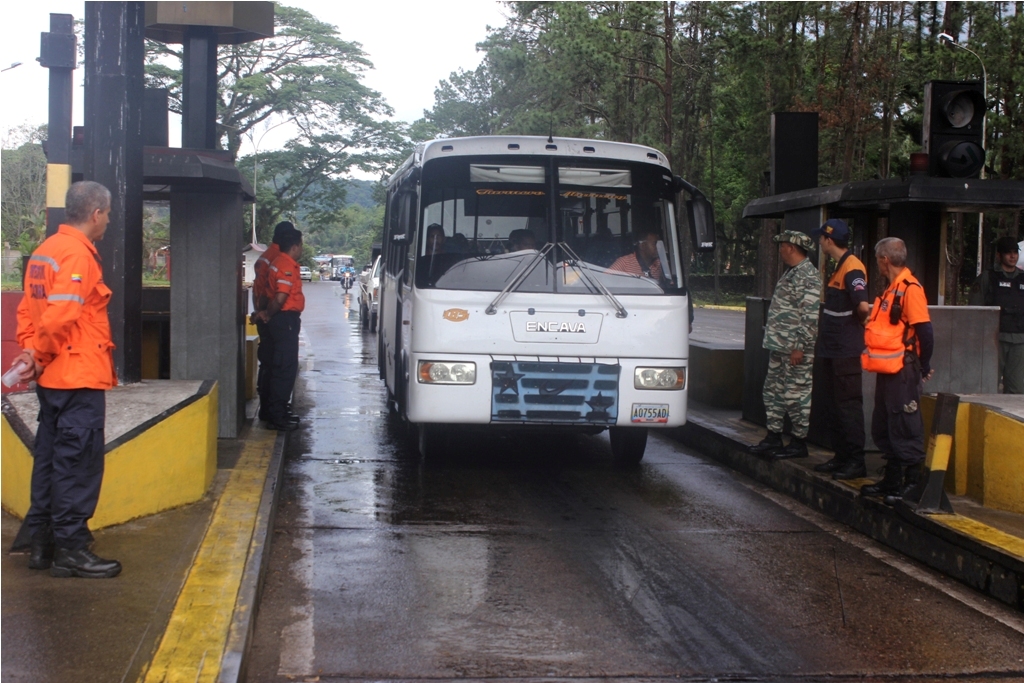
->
xmin=861 ymin=460 xmax=902 ymax=497
xmin=749 ymin=431 xmax=783 ymax=456
xmin=814 ymin=456 xmax=844 ymax=473
xmin=772 ymin=436 xmax=808 ymax=459
xmin=50 ymin=547 xmax=122 ymax=579
xmin=28 ymin=526 xmax=55 ymax=570
xmin=832 ymin=458 xmax=867 ymax=480
xmin=884 ymin=463 xmax=924 ymax=505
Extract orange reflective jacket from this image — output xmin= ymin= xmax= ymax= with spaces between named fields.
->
xmin=270 ymin=251 xmax=305 ymax=313
xmin=253 ymin=243 xmax=281 ymax=312
xmin=861 ymin=268 xmax=928 ymax=374
xmin=16 ymin=225 xmax=116 ymax=390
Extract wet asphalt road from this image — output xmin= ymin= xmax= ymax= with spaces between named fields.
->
xmin=247 ymin=281 xmax=1024 ymax=682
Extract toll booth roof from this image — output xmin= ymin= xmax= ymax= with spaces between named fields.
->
xmin=743 ymin=176 xmax=1024 ymax=219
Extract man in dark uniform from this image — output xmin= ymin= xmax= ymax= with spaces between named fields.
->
xmin=970 ymin=235 xmax=1024 ymax=394
xmin=255 ymin=229 xmax=305 ymax=430
xmin=861 ymin=237 xmax=935 ymax=500
xmin=252 ymin=221 xmax=299 ymax=423
xmin=810 ymin=219 xmax=870 ymax=480
xmin=13 ymin=181 xmax=121 ymax=578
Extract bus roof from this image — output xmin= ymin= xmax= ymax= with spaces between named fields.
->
xmin=386 ymin=135 xmax=673 ymax=188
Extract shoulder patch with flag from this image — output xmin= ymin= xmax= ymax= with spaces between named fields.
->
xmin=70 ymin=274 xmax=83 ymax=283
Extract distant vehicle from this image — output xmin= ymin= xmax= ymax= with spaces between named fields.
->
xmin=330 ymin=254 xmax=354 ymax=281
xmin=299 ymin=266 xmax=312 ymax=281
xmin=359 ymin=255 xmax=381 ymax=332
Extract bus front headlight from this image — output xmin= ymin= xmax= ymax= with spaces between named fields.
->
xmin=418 ymin=361 xmax=477 ymax=385
xmin=634 ymin=367 xmax=685 ymax=390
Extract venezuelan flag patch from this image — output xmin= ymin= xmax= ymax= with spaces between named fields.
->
xmin=70 ymin=274 xmax=83 ymax=283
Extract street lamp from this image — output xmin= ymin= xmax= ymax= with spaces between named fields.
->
xmin=221 ymin=117 xmax=295 ymax=244
xmin=939 ymin=32 xmax=988 ymax=275
xmin=1 ymin=62 xmax=22 ymax=72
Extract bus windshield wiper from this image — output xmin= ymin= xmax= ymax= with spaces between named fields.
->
xmin=557 ymin=242 xmax=628 ymax=319
xmin=485 ymin=243 xmax=555 ymax=315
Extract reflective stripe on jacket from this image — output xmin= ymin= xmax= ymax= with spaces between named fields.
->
xmin=16 ymin=225 xmax=116 ymax=390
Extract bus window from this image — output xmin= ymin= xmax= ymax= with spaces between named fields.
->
xmin=414 ymin=158 xmax=679 ymax=295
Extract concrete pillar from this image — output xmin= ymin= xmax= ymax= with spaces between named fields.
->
xmin=40 ymin=13 xmax=76 ymax=237
xmin=181 ymin=26 xmax=218 ymax=150
xmin=84 ymin=1 xmax=145 ymax=384
xmin=170 ymin=191 xmax=245 ymax=437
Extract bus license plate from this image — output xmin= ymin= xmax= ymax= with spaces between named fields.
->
xmin=631 ymin=403 xmax=669 ymax=423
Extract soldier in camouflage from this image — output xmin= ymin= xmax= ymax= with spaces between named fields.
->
xmin=750 ymin=230 xmax=822 ymax=459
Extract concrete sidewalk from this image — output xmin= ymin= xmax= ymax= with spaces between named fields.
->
xmin=1 ymin=417 xmax=285 ymax=683
xmin=675 ymin=402 xmax=1024 ymax=612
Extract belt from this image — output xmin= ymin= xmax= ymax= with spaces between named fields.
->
xmin=823 ymin=309 xmax=853 ymax=317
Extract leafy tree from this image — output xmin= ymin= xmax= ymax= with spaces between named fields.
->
xmin=1 ymin=125 xmax=48 ymax=261
xmin=145 ymin=4 xmax=403 ymax=241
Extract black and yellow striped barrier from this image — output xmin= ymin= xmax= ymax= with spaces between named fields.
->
xmin=904 ymin=392 xmax=958 ymax=514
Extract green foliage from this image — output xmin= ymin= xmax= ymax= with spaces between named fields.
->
xmin=421 ymin=1 xmax=1024 ymax=277
xmin=1 ymin=125 xmax=48 ymax=259
xmin=145 ymin=4 xmax=405 ymax=241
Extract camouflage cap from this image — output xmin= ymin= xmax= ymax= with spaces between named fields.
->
xmin=773 ymin=230 xmax=814 ymax=251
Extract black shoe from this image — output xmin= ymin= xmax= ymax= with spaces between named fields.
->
xmin=750 ymin=431 xmax=783 ymax=456
xmin=861 ymin=461 xmax=903 ymax=497
xmin=832 ymin=460 xmax=867 ymax=480
xmin=771 ymin=437 xmax=808 ymax=460
xmin=885 ymin=463 xmax=924 ymax=505
xmin=28 ymin=527 xmax=54 ymax=570
xmin=50 ymin=547 xmax=121 ymax=579
xmin=814 ymin=457 xmax=843 ymax=473
xmin=269 ymin=420 xmax=299 ymax=432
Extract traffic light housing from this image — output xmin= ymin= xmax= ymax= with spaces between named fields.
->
xmin=923 ymin=80 xmax=986 ymax=178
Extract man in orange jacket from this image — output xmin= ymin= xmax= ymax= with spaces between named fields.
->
xmin=860 ymin=237 xmax=935 ymax=501
xmin=252 ymin=221 xmax=298 ymax=422
xmin=255 ymin=228 xmax=305 ymax=430
xmin=12 ymin=181 xmax=121 ymax=578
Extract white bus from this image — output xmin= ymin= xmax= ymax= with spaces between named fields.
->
xmin=378 ymin=136 xmax=715 ymax=463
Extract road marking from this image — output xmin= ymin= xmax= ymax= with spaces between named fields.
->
xmin=738 ymin=480 xmax=1024 ymax=636
xmin=138 ymin=429 xmax=277 ymax=683
xmin=277 ymin=526 xmax=316 ymax=676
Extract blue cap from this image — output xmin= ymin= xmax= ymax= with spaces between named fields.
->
xmin=811 ymin=218 xmax=850 ymax=244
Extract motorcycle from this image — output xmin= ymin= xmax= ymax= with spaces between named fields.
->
xmin=342 ymin=272 xmax=354 ymax=291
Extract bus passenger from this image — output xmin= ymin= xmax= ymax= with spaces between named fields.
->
xmin=508 ymin=229 xmax=537 ymax=252
xmin=608 ymin=227 xmax=662 ymax=279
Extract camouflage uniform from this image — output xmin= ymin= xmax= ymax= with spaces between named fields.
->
xmin=762 ymin=238 xmax=821 ymax=439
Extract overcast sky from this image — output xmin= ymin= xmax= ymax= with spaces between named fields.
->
xmin=0 ymin=1 xmax=506 ymax=150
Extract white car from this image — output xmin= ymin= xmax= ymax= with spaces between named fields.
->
xmin=299 ymin=266 xmax=312 ymax=281
xmin=358 ymin=256 xmax=381 ymax=332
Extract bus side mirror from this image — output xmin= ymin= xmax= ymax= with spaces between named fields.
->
xmin=687 ymin=196 xmax=716 ymax=253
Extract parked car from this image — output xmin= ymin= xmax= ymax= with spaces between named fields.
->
xmin=299 ymin=266 xmax=312 ymax=281
xmin=358 ymin=255 xmax=381 ymax=332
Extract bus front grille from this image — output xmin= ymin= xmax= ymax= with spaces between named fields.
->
xmin=489 ymin=361 xmax=620 ymax=424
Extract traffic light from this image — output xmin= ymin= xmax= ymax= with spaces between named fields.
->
xmin=923 ymin=80 xmax=986 ymax=178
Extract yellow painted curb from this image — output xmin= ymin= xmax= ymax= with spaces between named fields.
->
xmin=926 ymin=513 xmax=1024 ymax=560
xmin=694 ymin=304 xmax=746 ymax=311
xmin=1 ymin=383 xmax=218 ymax=528
xmin=139 ymin=427 xmax=277 ymax=683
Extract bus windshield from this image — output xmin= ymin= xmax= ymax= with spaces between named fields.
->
xmin=414 ymin=157 xmax=681 ymax=295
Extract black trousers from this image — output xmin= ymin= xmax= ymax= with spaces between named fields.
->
xmin=819 ymin=356 xmax=866 ymax=461
xmin=871 ymin=359 xmax=925 ymax=466
xmin=256 ymin=318 xmax=273 ymax=415
xmin=25 ymin=386 xmax=105 ymax=550
xmin=266 ymin=311 xmax=300 ymax=423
